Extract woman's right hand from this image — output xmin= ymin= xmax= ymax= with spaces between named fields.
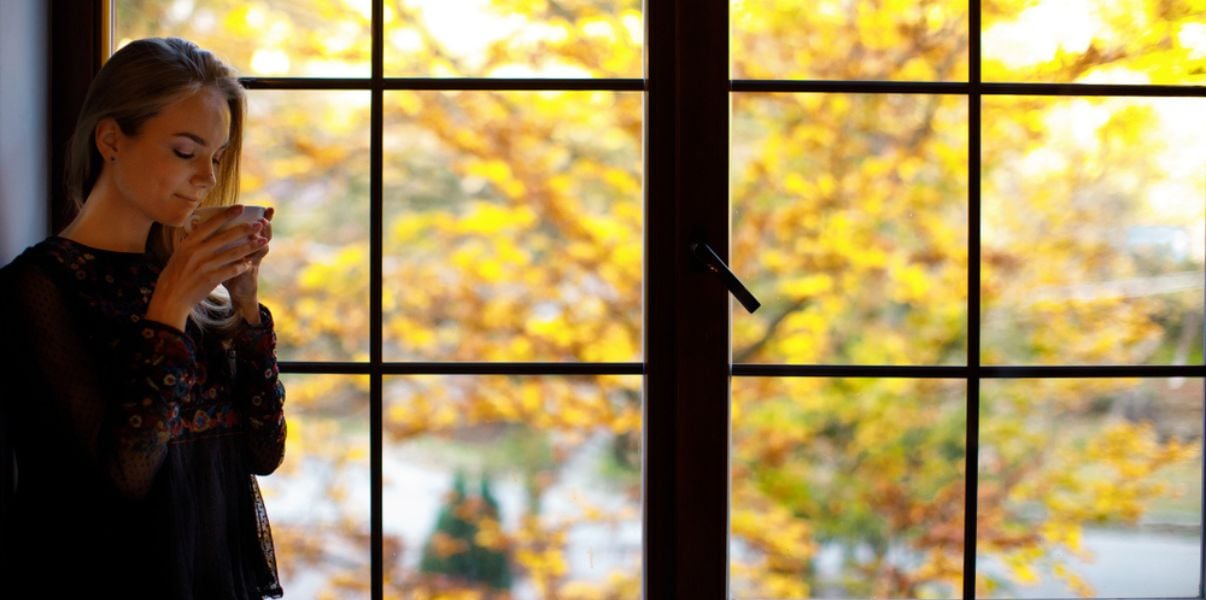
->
xmin=145 ymin=205 xmax=265 ymax=332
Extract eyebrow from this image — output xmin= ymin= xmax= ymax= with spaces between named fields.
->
xmin=172 ymin=132 xmax=230 ymax=149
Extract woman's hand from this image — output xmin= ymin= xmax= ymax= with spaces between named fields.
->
xmin=223 ymin=206 xmax=274 ymax=322
xmin=145 ymin=205 xmax=267 ymax=332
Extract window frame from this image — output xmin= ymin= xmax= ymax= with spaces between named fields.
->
xmin=48 ymin=1 xmax=1206 ymax=598
xmin=728 ymin=3 xmax=1206 ymax=599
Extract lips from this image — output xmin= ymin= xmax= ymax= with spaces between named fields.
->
xmin=175 ymin=193 xmax=200 ymax=203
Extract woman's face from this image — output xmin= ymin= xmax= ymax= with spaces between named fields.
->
xmin=101 ymin=85 xmax=232 ymax=228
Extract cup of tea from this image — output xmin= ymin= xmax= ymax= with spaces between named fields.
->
xmin=184 ymin=205 xmax=267 ymax=234
xmin=181 ymin=205 xmax=269 ymax=253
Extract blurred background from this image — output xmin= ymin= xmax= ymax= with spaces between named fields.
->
xmin=3 ymin=0 xmax=1203 ymax=598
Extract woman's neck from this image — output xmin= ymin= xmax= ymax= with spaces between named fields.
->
xmin=59 ymin=181 xmax=153 ymax=254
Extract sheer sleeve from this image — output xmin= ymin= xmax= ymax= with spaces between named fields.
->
xmin=7 ymin=262 xmax=196 ymax=499
xmin=229 ymin=303 xmax=286 ymax=475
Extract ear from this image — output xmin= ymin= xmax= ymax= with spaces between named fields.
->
xmin=94 ymin=117 xmax=121 ymax=161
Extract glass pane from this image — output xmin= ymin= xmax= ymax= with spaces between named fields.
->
xmin=982 ymin=96 xmax=1206 ymax=366
xmin=243 ymin=90 xmax=371 ymax=363
xmin=731 ymin=0 xmax=969 ymax=81
xmin=382 ymin=91 xmax=642 ymax=362
xmin=730 ymin=378 xmax=966 ymax=598
xmin=977 ymin=378 xmax=1203 ymax=598
xmin=385 ymin=0 xmax=642 ymax=78
xmin=260 ymin=374 xmax=371 ymax=599
xmin=732 ymin=93 xmax=968 ymax=365
xmin=383 ymin=375 xmax=642 ymax=598
xmin=983 ymin=0 xmax=1206 ymax=85
xmin=113 ymin=0 xmax=370 ymax=77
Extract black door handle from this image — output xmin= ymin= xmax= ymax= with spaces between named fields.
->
xmin=690 ymin=242 xmax=761 ymax=313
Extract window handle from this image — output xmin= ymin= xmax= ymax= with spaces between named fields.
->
xmin=690 ymin=242 xmax=761 ymax=313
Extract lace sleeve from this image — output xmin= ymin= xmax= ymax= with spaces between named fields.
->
xmin=8 ymin=263 xmax=196 ymax=498
xmin=229 ymin=303 xmax=286 ymax=475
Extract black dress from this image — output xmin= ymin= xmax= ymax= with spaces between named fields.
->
xmin=0 ymin=236 xmax=286 ymax=599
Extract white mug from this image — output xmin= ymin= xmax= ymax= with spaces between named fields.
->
xmin=183 ymin=205 xmax=267 ymax=234
xmin=181 ymin=205 xmax=269 ymax=253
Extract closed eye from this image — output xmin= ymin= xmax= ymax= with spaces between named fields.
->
xmin=174 ymin=149 xmax=221 ymax=165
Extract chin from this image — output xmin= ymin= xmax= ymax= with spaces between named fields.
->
xmin=160 ymin=210 xmax=193 ymax=229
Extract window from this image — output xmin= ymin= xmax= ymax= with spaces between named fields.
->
xmin=84 ymin=1 xmax=1206 ymax=598
xmin=728 ymin=1 xmax=1205 ymax=598
xmin=110 ymin=1 xmax=643 ymax=598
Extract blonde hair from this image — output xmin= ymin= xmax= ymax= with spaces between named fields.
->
xmin=63 ymin=37 xmax=247 ymax=334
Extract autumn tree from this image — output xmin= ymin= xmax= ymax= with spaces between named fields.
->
xmin=113 ymin=0 xmax=1205 ymax=597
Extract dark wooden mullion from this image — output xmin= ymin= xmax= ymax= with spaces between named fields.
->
xmin=732 ymin=79 xmax=971 ymax=94
xmin=370 ymin=1 xmax=384 ymax=599
xmin=982 ymin=82 xmax=1206 ymax=97
xmin=645 ymin=0 xmax=731 ymax=598
xmin=279 ymin=362 xmax=1206 ymax=378
xmin=280 ymin=361 xmax=644 ymax=375
xmin=731 ymin=79 xmax=1206 ymax=99
xmin=241 ymin=77 xmax=645 ymax=91
xmin=966 ymin=1 xmax=983 ymax=595
xmin=729 ymin=364 xmax=1206 ymax=379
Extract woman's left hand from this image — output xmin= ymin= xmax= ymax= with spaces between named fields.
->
xmin=223 ymin=206 xmax=274 ymax=309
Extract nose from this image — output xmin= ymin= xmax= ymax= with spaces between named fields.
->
xmin=192 ymin=157 xmax=217 ymax=190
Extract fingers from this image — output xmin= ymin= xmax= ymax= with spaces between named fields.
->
xmin=175 ymin=206 xmax=275 ymax=285
xmin=243 ymin=218 xmax=271 ymax=260
xmin=222 ymin=220 xmax=262 ymax=245
xmin=255 ymin=218 xmax=272 ymax=243
xmin=211 ymin=231 xmax=268 ymax=268
xmin=199 ymin=248 xmax=258 ymax=289
xmin=217 ymin=257 xmax=255 ymax=282
xmin=245 ymin=243 xmax=270 ymax=262
xmin=190 ymin=221 xmax=261 ymax=259
xmin=243 ymin=212 xmax=274 ymax=263
xmin=186 ymin=204 xmax=245 ymax=242
xmin=258 ymin=208 xmax=274 ymax=242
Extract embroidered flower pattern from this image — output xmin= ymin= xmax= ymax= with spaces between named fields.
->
xmin=41 ymin=237 xmax=286 ymax=447
xmin=28 ymin=236 xmax=286 ymax=595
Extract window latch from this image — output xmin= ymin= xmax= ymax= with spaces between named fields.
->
xmin=690 ymin=242 xmax=761 ymax=314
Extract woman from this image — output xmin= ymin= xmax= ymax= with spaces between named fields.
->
xmin=0 ymin=38 xmax=285 ymax=598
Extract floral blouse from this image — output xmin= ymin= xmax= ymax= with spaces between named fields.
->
xmin=0 ymin=236 xmax=286 ymax=599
